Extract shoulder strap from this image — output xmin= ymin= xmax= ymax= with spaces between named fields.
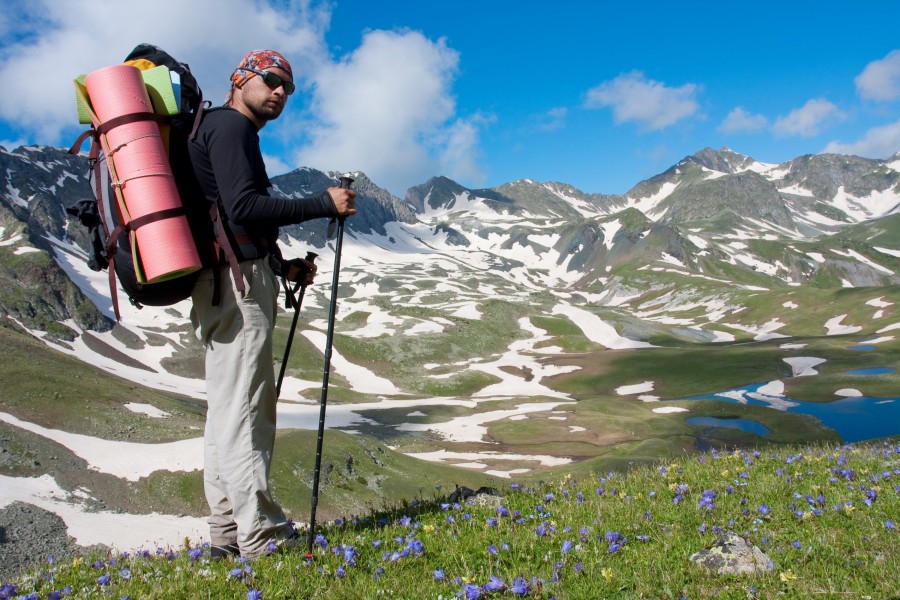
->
xmin=210 ymin=196 xmax=246 ymax=302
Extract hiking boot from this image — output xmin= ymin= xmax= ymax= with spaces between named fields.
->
xmin=210 ymin=543 xmax=240 ymax=560
xmin=263 ymin=530 xmax=306 ymax=556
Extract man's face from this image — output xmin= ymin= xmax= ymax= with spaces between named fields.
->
xmin=239 ymin=66 xmax=292 ymax=123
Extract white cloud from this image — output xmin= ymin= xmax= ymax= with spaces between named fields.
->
xmin=773 ymin=99 xmax=844 ymax=137
xmin=436 ymin=114 xmax=490 ymax=187
xmin=855 ymin=49 xmax=900 ymax=101
xmin=535 ymin=107 xmax=568 ymax=132
xmin=0 ymin=0 xmax=481 ymax=197
xmin=823 ymin=119 xmax=900 ymax=158
xmin=263 ymin=153 xmax=292 ymax=177
xmin=0 ymin=0 xmax=331 ymax=143
xmin=1 ymin=137 xmax=28 ymax=152
xmin=718 ymin=107 xmax=768 ymax=134
xmin=583 ymin=71 xmax=699 ymax=131
xmin=293 ymin=29 xmax=479 ymax=195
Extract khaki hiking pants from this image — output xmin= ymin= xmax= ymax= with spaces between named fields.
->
xmin=191 ymin=257 xmax=291 ymax=557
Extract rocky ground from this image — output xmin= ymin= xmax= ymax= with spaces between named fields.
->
xmin=0 ymin=502 xmax=108 ymax=582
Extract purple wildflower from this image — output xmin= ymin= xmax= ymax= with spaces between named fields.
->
xmin=483 ymin=575 xmax=506 ymax=592
xmin=434 ymin=568 xmax=446 ymax=581
xmin=97 ymin=574 xmax=111 ymax=586
xmin=561 ymin=540 xmax=574 ymax=554
xmin=247 ymin=591 xmax=263 ymax=600
xmin=698 ymin=489 xmax=717 ymax=510
xmin=510 ymin=577 xmax=530 ymax=595
xmin=407 ymin=538 xmax=425 ymax=555
xmin=463 ymin=583 xmax=481 ymax=599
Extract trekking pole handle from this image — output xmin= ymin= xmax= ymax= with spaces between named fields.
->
xmin=326 ymin=176 xmax=353 ymax=238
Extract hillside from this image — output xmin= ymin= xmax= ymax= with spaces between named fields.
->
xmin=0 ymin=144 xmax=897 ymax=556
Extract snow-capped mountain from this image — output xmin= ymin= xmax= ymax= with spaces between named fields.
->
xmin=1 ymin=143 xmax=897 ymax=549
xmin=1 ymin=144 xmax=897 ymax=346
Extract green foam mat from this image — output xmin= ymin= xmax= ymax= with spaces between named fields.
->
xmin=74 ymin=65 xmax=178 ymax=125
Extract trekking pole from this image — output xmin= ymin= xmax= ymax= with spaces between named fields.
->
xmin=307 ymin=174 xmax=353 ymax=555
xmin=276 ymin=251 xmax=318 ymax=399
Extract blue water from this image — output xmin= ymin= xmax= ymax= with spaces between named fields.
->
xmin=680 ymin=383 xmax=900 ymax=443
xmin=685 ymin=416 xmax=770 ymax=436
xmin=846 ymin=367 xmax=895 ymax=376
xmin=849 ymin=345 xmax=876 ymax=351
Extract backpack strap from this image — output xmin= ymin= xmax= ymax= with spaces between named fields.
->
xmin=189 ymin=100 xmax=209 ymax=142
xmin=69 ymin=126 xmax=124 ymax=319
xmin=210 ymin=196 xmax=246 ymax=303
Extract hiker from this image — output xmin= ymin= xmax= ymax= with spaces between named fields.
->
xmin=187 ymin=49 xmax=357 ymax=559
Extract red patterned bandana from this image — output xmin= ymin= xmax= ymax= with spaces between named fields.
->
xmin=227 ymin=49 xmax=293 ymax=101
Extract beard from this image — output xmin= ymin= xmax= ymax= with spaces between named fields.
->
xmin=248 ymin=97 xmax=285 ymax=123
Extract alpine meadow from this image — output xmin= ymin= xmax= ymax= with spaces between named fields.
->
xmin=0 ymin=143 xmax=898 ymax=598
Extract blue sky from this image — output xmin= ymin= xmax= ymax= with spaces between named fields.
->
xmin=2 ymin=0 xmax=899 ymax=197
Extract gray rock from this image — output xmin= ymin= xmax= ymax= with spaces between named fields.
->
xmin=689 ymin=533 xmax=772 ymax=576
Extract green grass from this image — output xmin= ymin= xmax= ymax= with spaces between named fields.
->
xmin=0 ymin=323 xmax=205 ymax=442
xmin=268 ymin=429 xmax=500 ymax=520
xmin=5 ymin=439 xmax=897 ymax=598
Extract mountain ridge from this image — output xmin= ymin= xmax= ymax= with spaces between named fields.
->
xmin=0 ymin=143 xmax=897 ymax=541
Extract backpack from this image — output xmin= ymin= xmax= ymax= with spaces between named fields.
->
xmin=68 ymin=43 xmax=239 ymax=320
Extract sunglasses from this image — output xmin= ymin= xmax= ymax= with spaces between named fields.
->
xmin=238 ymin=67 xmax=296 ymax=96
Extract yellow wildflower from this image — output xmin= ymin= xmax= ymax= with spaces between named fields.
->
xmin=601 ymin=567 xmax=614 ymax=582
xmin=422 ymin=524 xmax=435 ymax=534
xmin=780 ymin=570 xmax=797 ymax=582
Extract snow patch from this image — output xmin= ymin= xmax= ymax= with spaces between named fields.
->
xmin=124 ymin=403 xmax=171 ymax=418
xmin=783 ymin=357 xmax=827 ymax=377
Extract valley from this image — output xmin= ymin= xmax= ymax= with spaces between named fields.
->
xmin=0 ymin=144 xmax=897 ymax=555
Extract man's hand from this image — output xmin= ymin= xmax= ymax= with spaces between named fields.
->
xmin=327 ymin=187 xmax=357 ymax=217
xmin=284 ymin=257 xmax=317 ymax=286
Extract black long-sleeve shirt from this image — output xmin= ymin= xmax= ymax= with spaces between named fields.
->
xmin=187 ymin=106 xmax=336 ymax=262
